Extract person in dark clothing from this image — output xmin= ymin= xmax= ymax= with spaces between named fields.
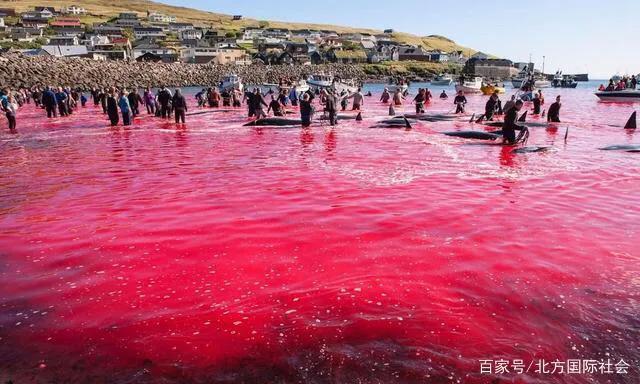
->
xmin=484 ymin=94 xmax=498 ymax=121
xmin=106 ymin=88 xmax=119 ymax=126
xmin=55 ymin=87 xmax=68 ymax=117
xmin=632 ymin=75 xmax=637 ymax=90
xmin=267 ymin=95 xmax=284 ymax=116
xmin=99 ymin=89 xmax=108 ymax=114
xmin=323 ymin=90 xmax=338 ymax=126
xmin=453 ymin=91 xmax=467 ymax=114
xmin=157 ymin=87 xmax=172 ymax=118
xmin=172 ymin=89 xmax=188 ymax=124
xmin=42 ymin=86 xmax=57 ymax=118
xmin=80 ymin=92 xmax=87 ymax=107
xmin=547 ymin=96 xmax=561 ymax=122
xmin=128 ymin=89 xmax=143 ymax=117
xmin=440 ymin=90 xmax=448 ymax=99
xmin=92 ymin=88 xmax=100 ymax=106
xmin=221 ymin=89 xmax=231 ymax=107
xmin=532 ymin=93 xmax=541 ymax=115
xmin=300 ymin=93 xmax=313 ymax=127
xmin=502 ymin=100 xmax=526 ymax=145
xmin=244 ymin=90 xmax=255 ymax=117
xmin=250 ymin=89 xmax=268 ymax=119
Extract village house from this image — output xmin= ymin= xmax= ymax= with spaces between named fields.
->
xmin=51 ymin=26 xmax=85 ymax=37
xmin=0 ymin=8 xmax=17 ymax=17
xmin=168 ymin=22 xmax=194 ymax=33
xmin=20 ymin=17 xmax=49 ymax=29
xmin=263 ymin=28 xmax=290 ymax=40
xmin=147 ymin=11 xmax=176 ymax=23
xmin=50 ymin=17 xmax=82 ymax=28
xmin=327 ymin=48 xmax=367 ymax=64
xmin=48 ymin=35 xmax=79 ymax=46
xmin=242 ymin=28 xmax=264 ymax=41
xmin=427 ymin=50 xmax=449 ymax=62
xmin=9 ymin=27 xmax=44 ymax=42
xmin=448 ymin=50 xmax=467 ymax=64
xmin=180 ymin=29 xmax=202 ymax=40
xmin=61 ymin=5 xmax=86 ymax=15
xmin=133 ymin=27 xmax=165 ymax=40
xmin=93 ymin=25 xmax=124 ymax=37
xmin=41 ymin=44 xmax=88 ymax=57
xmin=132 ymin=42 xmax=177 ymax=62
xmin=398 ymin=46 xmax=430 ymax=61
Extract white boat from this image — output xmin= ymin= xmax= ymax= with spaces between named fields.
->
xmin=595 ymin=90 xmax=640 ymax=102
xmin=431 ymin=74 xmax=453 ymax=86
xmin=279 ymin=79 xmax=310 ymax=94
xmin=386 ymin=83 xmax=409 ymax=93
xmin=332 ymin=79 xmax=360 ymax=95
xmin=221 ymin=74 xmax=243 ymax=93
xmin=455 ymin=77 xmax=483 ymax=93
xmin=307 ymin=74 xmax=334 ymax=89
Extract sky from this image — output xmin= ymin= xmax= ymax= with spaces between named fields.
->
xmin=159 ymin=0 xmax=639 ymax=79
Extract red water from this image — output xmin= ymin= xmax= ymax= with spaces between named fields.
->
xmin=0 ymin=88 xmax=638 ymax=384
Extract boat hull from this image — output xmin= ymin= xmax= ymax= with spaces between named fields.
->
xmin=455 ymin=85 xmax=482 ymax=94
xmin=595 ymin=91 xmax=640 ymax=102
xmin=431 ymin=79 xmax=453 ymax=86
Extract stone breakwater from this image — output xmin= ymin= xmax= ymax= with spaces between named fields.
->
xmin=0 ymin=53 xmax=366 ymax=89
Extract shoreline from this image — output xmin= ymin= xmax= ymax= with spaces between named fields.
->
xmin=0 ymin=52 xmax=457 ymax=89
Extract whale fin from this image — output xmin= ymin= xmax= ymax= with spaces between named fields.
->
xmin=541 ymin=109 xmax=546 ymax=117
xmin=624 ymin=111 xmax=636 ymax=129
xmin=355 ymin=112 xmax=362 ymax=121
xmin=518 ymin=110 xmax=528 ymax=122
xmin=403 ymin=116 xmax=412 ymax=129
xmin=564 ymin=127 xmax=569 ymax=142
xmin=475 ymin=114 xmax=485 ymax=123
xmin=389 ymin=105 xmax=395 ymax=116
xmin=468 ymin=113 xmax=475 ymax=123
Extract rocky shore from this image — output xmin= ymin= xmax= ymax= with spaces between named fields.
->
xmin=0 ymin=53 xmax=368 ymax=89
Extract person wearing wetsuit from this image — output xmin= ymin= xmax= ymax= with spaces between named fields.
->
xmin=453 ymin=91 xmax=467 ymax=114
xmin=547 ymin=96 xmax=561 ymax=123
xmin=221 ymin=89 xmax=231 ymax=107
xmin=251 ymin=89 xmax=268 ymax=119
xmin=157 ymin=87 xmax=172 ymax=118
xmin=55 ymin=87 xmax=69 ymax=117
xmin=300 ymin=93 xmax=313 ymax=127
xmin=484 ymin=94 xmax=498 ymax=121
xmin=267 ymin=95 xmax=284 ymax=116
xmin=413 ymin=89 xmax=426 ymax=114
xmin=440 ymin=90 xmax=448 ymax=99
xmin=99 ymin=89 xmax=108 ymax=114
xmin=106 ymin=88 xmax=119 ymax=126
xmin=42 ymin=86 xmax=57 ymax=118
xmin=502 ymin=100 xmax=526 ymax=145
xmin=532 ymin=93 xmax=541 ymax=115
xmin=128 ymin=89 xmax=143 ymax=117
xmin=289 ymin=86 xmax=299 ymax=107
xmin=323 ymin=90 xmax=338 ymax=126
xmin=172 ymin=88 xmax=188 ymax=124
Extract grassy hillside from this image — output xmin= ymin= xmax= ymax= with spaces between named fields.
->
xmin=8 ymin=0 xmax=478 ymax=54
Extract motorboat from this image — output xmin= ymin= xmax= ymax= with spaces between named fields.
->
xmin=332 ymin=78 xmax=360 ymax=95
xmin=551 ymin=72 xmax=578 ymax=88
xmin=481 ymin=83 xmax=505 ymax=95
xmin=512 ymin=69 xmax=550 ymax=89
xmin=455 ymin=77 xmax=483 ymax=93
xmin=307 ymin=74 xmax=334 ymax=89
xmin=595 ymin=90 xmax=640 ymax=102
xmin=278 ymin=79 xmax=310 ymax=94
xmin=220 ymin=74 xmax=243 ymax=93
xmin=431 ymin=74 xmax=453 ymax=86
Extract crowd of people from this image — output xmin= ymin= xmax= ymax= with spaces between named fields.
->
xmin=600 ymin=75 xmax=637 ymax=91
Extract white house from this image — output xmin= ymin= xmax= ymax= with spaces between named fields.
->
xmin=147 ymin=11 xmax=176 ymax=23
xmin=132 ymin=43 xmax=176 ymax=59
xmin=242 ymin=28 xmax=264 ymax=40
xmin=41 ymin=45 xmax=88 ymax=57
xmin=62 ymin=5 xmax=86 ymax=15
xmin=133 ymin=27 xmax=165 ymax=39
xmin=180 ymin=29 xmax=202 ymax=40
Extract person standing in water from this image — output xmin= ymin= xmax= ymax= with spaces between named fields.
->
xmin=144 ymin=87 xmax=156 ymax=115
xmin=118 ymin=89 xmax=132 ymax=126
xmin=484 ymin=93 xmax=498 ymax=121
xmin=453 ymin=91 xmax=467 ymax=114
xmin=42 ymin=86 xmax=57 ymax=118
xmin=532 ymin=93 xmax=541 ymax=115
xmin=547 ymin=95 xmax=561 ymax=122
xmin=348 ymin=88 xmax=364 ymax=111
xmin=380 ymin=88 xmax=390 ymax=104
xmin=392 ymin=88 xmax=404 ymax=106
xmin=300 ymin=93 xmax=313 ymax=127
xmin=128 ymin=89 xmax=143 ymax=117
xmin=502 ymin=100 xmax=526 ymax=145
xmin=267 ymin=95 xmax=284 ymax=117
xmin=439 ymin=90 xmax=448 ymax=99
xmin=106 ymin=88 xmax=119 ymax=126
xmin=172 ymin=88 xmax=188 ymax=124
xmin=1 ymin=90 xmax=17 ymax=134
xmin=157 ymin=87 xmax=172 ymax=118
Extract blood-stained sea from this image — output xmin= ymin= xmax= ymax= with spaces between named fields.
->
xmin=0 ymin=84 xmax=638 ymax=384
